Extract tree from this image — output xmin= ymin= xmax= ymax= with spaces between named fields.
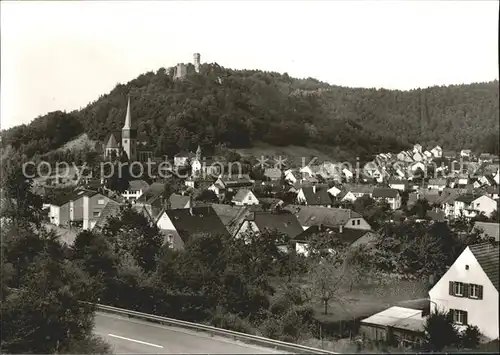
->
xmin=423 ymin=310 xmax=459 ymax=352
xmin=100 ymin=206 xmax=163 ymax=272
xmin=410 ymin=198 xmax=431 ymax=219
xmin=194 ymin=189 xmax=219 ymax=203
xmin=460 ymin=325 xmax=481 ymax=349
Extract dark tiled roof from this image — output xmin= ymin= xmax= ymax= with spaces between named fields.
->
xmin=51 ymin=189 xmax=98 ymax=206
xmin=455 ymin=194 xmax=477 ymax=204
xmin=469 ymin=242 xmax=499 ymax=291
xmin=246 ymin=211 xmax=303 ymax=239
xmin=282 ymin=205 xmax=362 ymax=228
xmin=94 ymin=200 xmax=122 ymax=229
xmin=136 ymin=182 xmax=164 ymax=204
xmin=128 ymin=179 xmax=150 ymax=191
xmin=373 ymin=188 xmax=400 ymax=199
xmin=300 ymin=186 xmax=332 ymax=206
xmin=211 ymin=203 xmax=251 ymax=235
xmin=296 ymin=225 xmax=372 ymax=245
xmin=164 ymin=206 xmax=229 ymax=244
xmin=169 ymin=193 xmax=191 ymax=209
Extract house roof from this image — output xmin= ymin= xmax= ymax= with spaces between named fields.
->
xmin=282 ymin=205 xmax=362 ymax=228
xmin=264 ymin=168 xmax=282 ymax=179
xmin=361 ymin=306 xmax=424 ymax=333
xmin=211 ymin=203 xmax=250 ymax=231
xmin=472 ymin=222 xmax=500 ymax=242
xmin=428 ymin=178 xmax=447 ymax=186
xmin=169 ymin=193 xmax=191 ymax=209
xmin=232 ymin=189 xmax=255 ymax=203
xmin=104 ymin=132 xmax=122 ymax=149
xmin=296 ymin=225 xmax=374 ymax=245
xmin=175 ymin=151 xmax=196 ymax=158
xmin=162 ymin=206 xmax=229 ymax=244
xmin=51 ymin=189 xmax=99 ymax=207
xmin=129 ymin=179 xmax=150 ymax=191
xmin=300 ymin=186 xmax=332 ymax=205
xmin=426 ymin=210 xmax=446 ymax=222
xmin=94 ymin=200 xmax=122 ymax=229
xmin=131 ymin=203 xmax=154 ymax=222
xmin=455 ymin=194 xmax=477 ymax=204
xmin=245 ymin=211 xmax=303 ymax=239
xmin=343 ymin=184 xmax=375 ymax=194
xmin=136 ymin=182 xmax=164 ymax=204
xmin=373 ymin=188 xmax=399 ymax=199
xmin=469 ymin=242 xmax=499 ymax=291
xmin=388 ymin=179 xmax=408 ymax=186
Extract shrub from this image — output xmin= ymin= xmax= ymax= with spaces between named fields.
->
xmin=423 ymin=310 xmax=459 ymax=351
xmin=460 ymin=325 xmax=481 ymax=349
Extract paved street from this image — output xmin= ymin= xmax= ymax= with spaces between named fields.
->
xmin=94 ymin=312 xmax=289 ymax=354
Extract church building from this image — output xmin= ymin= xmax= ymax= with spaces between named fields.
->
xmin=103 ymin=96 xmax=152 ymax=162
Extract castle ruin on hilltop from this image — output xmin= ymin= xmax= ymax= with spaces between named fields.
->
xmin=173 ymin=53 xmax=201 ymax=80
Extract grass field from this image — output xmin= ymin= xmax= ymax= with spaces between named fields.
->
xmin=274 ymin=272 xmax=429 ymax=324
xmin=57 ymin=133 xmax=98 ymax=151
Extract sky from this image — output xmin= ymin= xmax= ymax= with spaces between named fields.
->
xmin=1 ymin=1 xmax=498 ymax=130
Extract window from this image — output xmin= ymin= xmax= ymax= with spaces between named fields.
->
xmin=453 ymin=281 xmax=464 ymax=296
xmin=98 ymin=199 xmax=105 ymax=205
xmin=124 ymin=139 xmax=128 ymax=144
xmin=357 ymin=220 xmax=361 ymax=225
xmin=451 ymin=309 xmax=468 ymax=325
xmin=476 ymin=203 xmax=480 ymax=208
xmin=93 ymin=211 xmax=100 ymax=217
xmin=352 ymin=220 xmax=355 ymax=226
xmin=469 ymin=284 xmax=479 ymax=298
xmin=468 ymin=284 xmax=483 ymax=299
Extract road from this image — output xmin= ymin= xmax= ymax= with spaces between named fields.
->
xmin=94 ymin=312 xmax=290 ymax=354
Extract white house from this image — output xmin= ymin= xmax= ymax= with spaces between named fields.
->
xmin=121 ymin=179 xmax=149 ymax=202
xmin=174 ymin=151 xmax=196 ymax=167
xmin=327 ymin=185 xmax=342 ymax=198
xmin=284 ymin=170 xmax=301 ymax=184
xmin=388 ymin=179 xmax=408 ymax=192
xmin=460 ymin=149 xmax=472 ymax=158
xmin=428 ymin=243 xmax=499 ymax=340
xmin=343 ymin=168 xmax=354 ymax=182
xmin=470 ymin=195 xmax=498 ymax=218
xmin=413 ymin=152 xmax=424 ymax=162
xmin=282 ymin=205 xmax=372 ymax=231
xmin=372 ymin=188 xmax=401 ymax=210
xmin=231 ymin=189 xmax=260 ymax=206
xmin=423 ymin=150 xmax=433 ymax=160
xmin=428 ymin=179 xmax=447 ymax=191
xmin=431 ymin=145 xmax=443 ymax=158
xmin=413 ymin=144 xmax=423 ymax=154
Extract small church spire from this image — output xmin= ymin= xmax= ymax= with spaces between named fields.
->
xmin=123 ymin=95 xmax=132 ymax=130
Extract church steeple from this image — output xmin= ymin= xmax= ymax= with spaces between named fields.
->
xmin=123 ymin=95 xmax=132 ymax=130
xmin=122 ymin=94 xmax=137 ymax=161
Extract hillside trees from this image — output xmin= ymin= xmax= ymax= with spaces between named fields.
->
xmin=0 ymin=169 xmax=109 ymax=353
xmin=2 ymin=64 xmax=497 ymax=162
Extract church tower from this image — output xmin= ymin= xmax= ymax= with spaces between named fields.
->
xmin=122 ymin=95 xmax=137 ymax=161
xmin=196 ymin=145 xmax=202 ymax=160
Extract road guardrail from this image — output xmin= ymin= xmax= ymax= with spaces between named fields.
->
xmin=92 ymin=302 xmax=336 ymax=354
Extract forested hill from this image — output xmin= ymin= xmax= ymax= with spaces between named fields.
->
xmin=1 ymin=62 xmax=498 ymax=161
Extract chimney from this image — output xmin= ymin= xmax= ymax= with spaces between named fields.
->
xmin=313 ymin=184 xmax=317 ymax=194
xmin=339 ymin=225 xmax=343 ymax=233
xmin=189 ymin=194 xmax=193 ymax=215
